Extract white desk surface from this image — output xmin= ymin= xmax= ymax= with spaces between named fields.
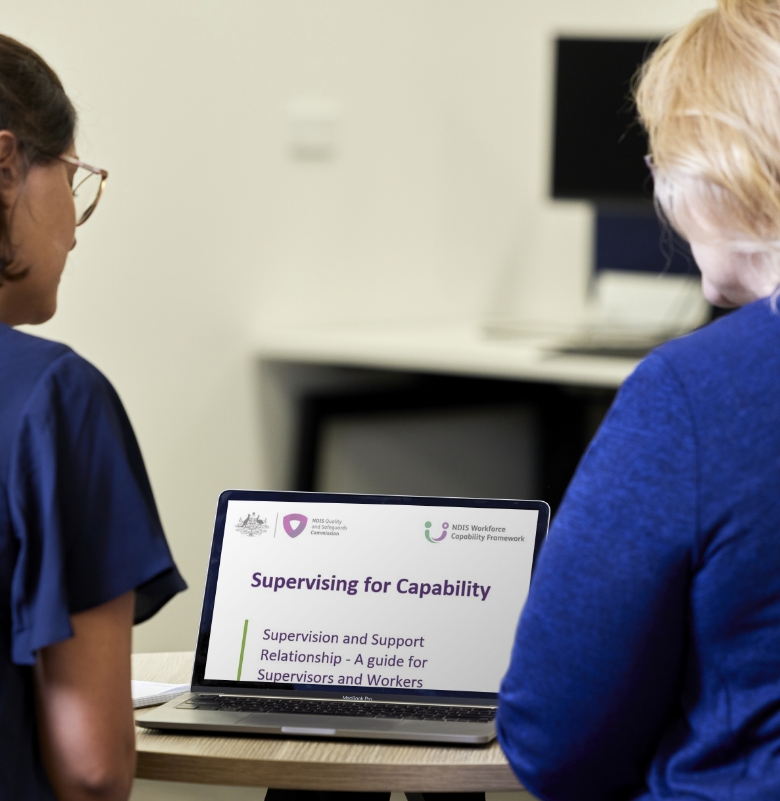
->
xmin=253 ymin=322 xmax=640 ymax=389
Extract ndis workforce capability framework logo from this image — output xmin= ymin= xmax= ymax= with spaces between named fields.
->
xmin=424 ymin=520 xmax=448 ymax=543
xmin=283 ymin=513 xmax=308 ymax=538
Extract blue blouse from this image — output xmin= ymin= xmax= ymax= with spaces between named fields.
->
xmin=497 ymin=298 xmax=780 ymax=801
xmin=0 ymin=323 xmax=185 ymax=799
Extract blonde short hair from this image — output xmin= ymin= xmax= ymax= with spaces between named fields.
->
xmin=636 ymin=0 xmax=780 ymax=244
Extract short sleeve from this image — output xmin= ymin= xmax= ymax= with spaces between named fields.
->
xmin=6 ymin=352 xmax=186 ymax=665
xmin=497 ymin=352 xmax=698 ymax=801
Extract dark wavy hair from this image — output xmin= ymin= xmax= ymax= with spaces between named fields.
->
xmin=0 ymin=34 xmax=76 ymax=283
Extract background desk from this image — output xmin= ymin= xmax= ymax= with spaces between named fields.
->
xmin=254 ymin=322 xmax=640 ymax=507
xmin=133 ymin=652 xmax=523 ymax=793
xmin=254 ymin=322 xmax=639 ymax=388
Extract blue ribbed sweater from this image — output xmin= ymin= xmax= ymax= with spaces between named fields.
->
xmin=497 ymin=298 xmax=780 ymax=801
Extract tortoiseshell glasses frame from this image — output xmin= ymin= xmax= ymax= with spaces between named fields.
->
xmin=58 ymin=154 xmax=109 ymax=226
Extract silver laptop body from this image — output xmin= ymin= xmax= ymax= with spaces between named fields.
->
xmin=139 ymin=490 xmax=549 ymax=745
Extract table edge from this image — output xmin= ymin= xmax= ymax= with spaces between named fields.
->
xmin=137 ymin=751 xmax=523 ymax=792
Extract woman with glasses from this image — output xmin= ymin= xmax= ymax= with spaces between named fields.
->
xmin=497 ymin=1 xmax=780 ymax=799
xmin=0 ymin=35 xmax=185 ymax=801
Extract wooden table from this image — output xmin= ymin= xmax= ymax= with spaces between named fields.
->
xmin=133 ymin=652 xmax=525 ymax=793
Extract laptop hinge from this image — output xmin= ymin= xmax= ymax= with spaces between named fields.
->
xmin=204 ymin=693 xmax=496 ymax=708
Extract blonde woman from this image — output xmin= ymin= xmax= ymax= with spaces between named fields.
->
xmin=497 ymin=2 xmax=780 ymax=799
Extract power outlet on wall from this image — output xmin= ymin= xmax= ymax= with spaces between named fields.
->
xmin=287 ymin=97 xmax=340 ymax=161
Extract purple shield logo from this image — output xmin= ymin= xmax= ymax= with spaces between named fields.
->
xmin=283 ymin=513 xmax=308 ymax=538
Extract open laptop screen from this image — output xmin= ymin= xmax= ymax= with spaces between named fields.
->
xmin=193 ymin=491 xmax=548 ymax=701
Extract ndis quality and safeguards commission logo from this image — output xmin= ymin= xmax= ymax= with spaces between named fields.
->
xmin=425 ymin=520 xmax=448 ymax=543
xmin=283 ymin=513 xmax=308 ymax=538
xmin=235 ymin=512 xmax=269 ymax=537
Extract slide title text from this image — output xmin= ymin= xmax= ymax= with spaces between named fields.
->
xmin=250 ymin=572 xmax=491 ymax=601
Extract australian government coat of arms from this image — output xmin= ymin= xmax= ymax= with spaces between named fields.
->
xmin=235 ymin=512 xmax=269 ymax=537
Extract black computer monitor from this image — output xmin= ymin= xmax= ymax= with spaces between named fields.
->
xmin=551 ymin=36 xmax=695 ymax=276
xmin=552 ymin=37 xmax=659 ymax=202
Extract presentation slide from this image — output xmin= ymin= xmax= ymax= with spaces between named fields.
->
xmin=204 ymin=501 xmax=539 ymax=694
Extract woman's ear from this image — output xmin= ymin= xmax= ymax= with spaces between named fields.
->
xmin=0 ymin=131 xmax=23 ymax=208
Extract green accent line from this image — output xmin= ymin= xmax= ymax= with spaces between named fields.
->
xmin=237 ymin=619 xmax=249 ymax=681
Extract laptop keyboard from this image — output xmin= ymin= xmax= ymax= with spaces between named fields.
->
xmin=176 ymin=695 xmax=495 ymax=723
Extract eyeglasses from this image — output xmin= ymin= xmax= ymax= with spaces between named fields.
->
xmin=58 ymin=154 xmax=108 ymax=226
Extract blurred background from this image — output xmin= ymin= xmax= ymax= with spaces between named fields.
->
xmin=3 ymin=2 xmax=712 ymax=796
xmin=5 ymin=0 xmax=713 ymax=650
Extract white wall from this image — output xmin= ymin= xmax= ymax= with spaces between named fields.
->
xmin=2 ymin=0 xmax=711 ymax=653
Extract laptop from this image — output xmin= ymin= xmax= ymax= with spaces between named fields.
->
xmin=138 ymin=490 xmax=549 ymax=744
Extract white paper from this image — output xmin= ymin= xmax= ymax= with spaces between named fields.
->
xmin=131 ymin=680 xmax=189 ymax=708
